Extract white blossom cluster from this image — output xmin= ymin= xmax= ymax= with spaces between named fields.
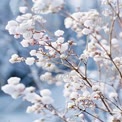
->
xmin=63 ymin=71 xmax=95 ymax=109
xmin=19 ymin=6 xmax=28 ymax=14
xmin=9 ymin=54 xmax=23 ymax=63
xmin=101 ymin=0 xmax=122 ymax=18
xmin=32 ymin=0 xmax=64 ymax=14
xmin=2 ymin=77 xmax=54 ymax=115
xmin=2 ymin=77 xmax=25 ymax=99
xmin=64 ymin=10 xmax=101 ymax=37
xmin=2 ymin=0 xmax=122 ymax=122
xmin=6 ymin=13 xmax=46 ymax=41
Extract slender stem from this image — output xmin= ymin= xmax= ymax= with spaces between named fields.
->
xmin=108 ymin=1 xmax=122 ymax=27
xmin=105 ymin=97 xmax=122 ymax=111
xmin=100 ymin=95 xmax=113 ymax=115
xmin=109 ymin=17 xmax=115 ymax=55
xmin=94 ymin=36 xmax=122 ymax=79
xmin=77 ymin=107 xmax=104 ymax=122
xmin=109 ymin=55 xmax=122 ymax=79
xmin=45 ymin=105 xmax=68 ymax=122
xmin=46 ymin=42 xmax=92 ymax=87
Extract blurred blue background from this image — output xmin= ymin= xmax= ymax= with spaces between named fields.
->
xmin=0 ymin=0 xmax=98 ymax=121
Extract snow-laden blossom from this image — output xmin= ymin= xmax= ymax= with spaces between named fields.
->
xmin=33 ymin=32 xmax=44 ymax=40
xmin=23 ymin=92 xmax=41 ymax=103
xmin=113 ymin=57 xmax=122 ymax=66
xmin=7 ymin=77 xmax=21 ymax=85
xmin=41 ymin=96 xmax=54 ymax=104
xmin=64 ymin=10 xmax=100 ymax=37
xmin=25 ymin=57 xmax=35 ymax=65
xmin=54 ymin=30 xmax=64 ymax=37
xmin=20 ymin=39 xmax=33 ymax=47
xmin=70 ymin=91 xmax=78 ymax=99
xmin=56 ymin=37 xmax=64 ymax=43
xmin=5 ymin=20 xmax=18 ymax=34
xmin=60 ymin=54 xmax=67 ymax=59
xmin=78 ymin=114 xmax=84 ymax=119
xmin=64 ymin=17 xmax=73 ymax=28
xmin=32 ymin=0 xmax=64 ymax=14
xmin=9 ymin=54 xmax=23 ymax=63
xmin=67 ymin=102 xmax=75 ymax=109
xmin=30 ymin=50 xmax=37 ymax=56
xmin=112 ymin=108 xmax=122 ymax=121
xmin=40 ymin=89 xmax=52 ymax=96
xmin=24 ymin=86 xmax=36 ymax=93
xmin=26 ymin=103 xmax=43 ymax=114
xmin=19 ymin=6 xmax=28 ymax=13
xmin=3 ymin=0 xmax=122 ymax=122
xmin=1 ymin=77 xmax=25 ymax=99
xmin=109 ymin=92 xmax=118 ymax=100
xmin=92 ymin=85 xmax=100 ymax=91
xmin=40 ymin=72 xmax=53 ymax=82
xmin=6 ymin=13 xmax=46 ymax=41
xmin=82 ymin=28 xmax=92 ymax=35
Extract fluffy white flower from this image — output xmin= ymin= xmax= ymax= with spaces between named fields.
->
xmin=56 ymin=37 xmax=64 ymax=43
xmin=24 ymin=93 xmax=41 ymax=103
xmin=40 ymin=72 xmax=52 ymax=81
xmin=64 ymin=17 xmax=73 ymax=28
xmin=23 ymin=31 xmax=33 ymax=39
xmin=84 ymin=20 xmax=93 ymax=27
xmin=9 ymin=54 xmax=21 ymax=63
xmin=30 ymin=50 xmax=37 ymax=56
xmin=70 ymin=92 xmax=78 ymax=99
xmin=60 ymin=43 xmax=68 ymax=53
xmin=2 ymin=84 xmax=16 ymax=95
xmin=54 ymin=30 xmax=64 ymax=36
xmin=24 ymin=87 xmax=35 ymax=94
xmin=26 ymin=103 xmax=43 ymax=114
xmin=1 ymin=83 xmax=25 ymax=99
xmin=82 ymin=91 xmax=90 ymax=97
xmin=16 ymin=83 xmax=25 ymax=91
xmin=67 ymin=102 xmax=75 ymax=108
xmin=33 ymin=32 xmax=43 ymax=40
xmin=79 ymin=54 xmax=88 ymax=60
xmin=19 ymin=22 xmax=33 ymax=32
xmin=103 ymin=25 xmax=109 ymax=33
xmin=82 ymin=28 xmax=91 ymax=35
xmin=92 ymin=85 xmax=100 ymax=91
xmin=25 ymin=57 xmax=35 ymax=65
xmin=26 ymin=105 xmax=35 ymax=113
xmin=113 ymin=57 xmax=121 ymax=66
xmin=19 ymin=6 xmax=28 ymax=13
xmin=111 ymin=38 xmax=118 ymax=46
xmin=60 ymin=54 xmax=67 ymax=59
xmin=40 ymin=89 xmax=51 ymax=96
xmin=36 ymin=53 xmax=43 ymax=59
xmin=20 ymin=39 xmax=29 ymax=47
xmin=16 ymin=13 xmax=32 ymax=22
xmin=7 ymin=77 xmax=21 ymax=85
xmin=79 ymin=114 xmax=84 ymax=119
xmin=72 ymin=82 xmax=81 ymax=90
xmin=41 ymin=96 xmax=54 ymax=104
xmin=32 ymin=0 xmax=64 ymax=14
xmin=33 ymin=15 xmax=46 ymax=23
xmin=63 ymin=89 xmax=71 ymax=97
xmin=64 ymin=10 xmax=99 ymax=37
xmin=5 ymin=20 xmax=18 ymax=30
xmin=109 ymin=92 xmax=118 ymax=99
